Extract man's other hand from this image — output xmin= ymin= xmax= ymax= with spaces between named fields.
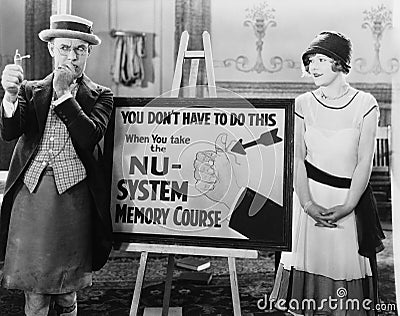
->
xmin=1 ymin=64 xmax=23 ymax=103
xmin=53 ymin=64 xmax=75 ymax=97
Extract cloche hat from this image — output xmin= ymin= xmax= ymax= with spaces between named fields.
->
xmin=302 ymin=31 xmax=352 ymax=69
xmin=38 ymin=14 xmax=101 ymax=45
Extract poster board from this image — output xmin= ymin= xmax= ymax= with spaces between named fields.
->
xmin=104 ymin=97 xmax=294 ymax=251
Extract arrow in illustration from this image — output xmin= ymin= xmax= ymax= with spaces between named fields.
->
xmin=231 ymin=128 xmax=282 ymax=155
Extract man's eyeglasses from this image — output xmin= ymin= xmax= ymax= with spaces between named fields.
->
xmin=55 ymin=45 xmax=89 ymax=57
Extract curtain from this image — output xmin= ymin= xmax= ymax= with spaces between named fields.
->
xmin=25 ymin=0 xmax=53 ymax=80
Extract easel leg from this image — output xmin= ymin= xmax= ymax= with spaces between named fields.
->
xmin=188 ymin=59 xmax=200 ymax=97
xmin=228 ymin=257 xmax=242 ymax=316
xmin=275 ymin=251 xmax=282 ymax=274
xmin=130 ymin=251 xmax=148 ymax=316
xmin=162 ymin=254 xmax=175 ymax=316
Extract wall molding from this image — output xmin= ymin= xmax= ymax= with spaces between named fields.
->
xmin=215 ymin=81 xmax=392 ymax=104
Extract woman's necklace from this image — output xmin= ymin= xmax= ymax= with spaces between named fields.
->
xmin=320 ymin=85 xmax=350 ymax=100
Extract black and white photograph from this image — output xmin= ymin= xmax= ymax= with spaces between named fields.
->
xmin=0 ymin=0 xmax=398 ymax=315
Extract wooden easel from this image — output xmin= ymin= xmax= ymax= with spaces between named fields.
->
xmin=125 ymin=31 xmax=258 ymax=316
xmin=170 ymin=31 xmax=216 ymax=98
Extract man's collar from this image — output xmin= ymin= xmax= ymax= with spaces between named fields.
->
xmin=75 ymin=75 xmax=84 ymax=84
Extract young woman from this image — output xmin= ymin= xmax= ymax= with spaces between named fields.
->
xmin=270 ymin=31 xmax=385 ymax=315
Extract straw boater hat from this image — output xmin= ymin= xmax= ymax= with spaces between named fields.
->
xmin=38 ymin=14 xmax=101 ymax=45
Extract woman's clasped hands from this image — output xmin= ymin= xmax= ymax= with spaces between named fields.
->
xmin=305 ymin=202 xmax=353 ymax=228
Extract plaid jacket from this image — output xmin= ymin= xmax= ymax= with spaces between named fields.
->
xmin=0 ymin=73 xmax=114 ymax=271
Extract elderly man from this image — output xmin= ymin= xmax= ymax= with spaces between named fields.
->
xmin=0 ymin=14 xmax=113 ymax=316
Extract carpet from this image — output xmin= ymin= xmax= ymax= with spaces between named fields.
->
xmin=0 ymin=231 xmax=396 ymax=316
xmin=81 ymin=252 xmax=283 ymax=315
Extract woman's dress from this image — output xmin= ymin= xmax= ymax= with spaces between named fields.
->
xmin=270 ymin=90 xmax=379 ymax=316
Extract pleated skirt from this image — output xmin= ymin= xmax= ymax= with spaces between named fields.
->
xmin=270 ymin=179 xmax=375 ymax=316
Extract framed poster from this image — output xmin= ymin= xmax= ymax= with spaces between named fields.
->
xmin=104 ymin=97 xmax=294 ymax=251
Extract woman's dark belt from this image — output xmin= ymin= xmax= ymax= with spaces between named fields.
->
xmin=304 ymin=160 xmax=385 ymax=258
xmin=305 ymin=160 xmax=351 ymax=188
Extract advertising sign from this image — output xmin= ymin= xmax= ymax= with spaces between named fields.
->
xmin=105 ymin=97 xmax=294 ymax=251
